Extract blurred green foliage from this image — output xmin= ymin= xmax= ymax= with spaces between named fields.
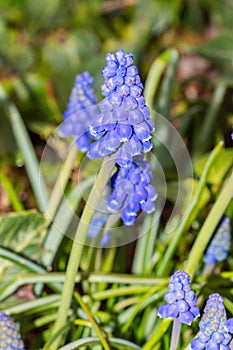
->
xmin=0 ymin=1 xmax=233 ymax=349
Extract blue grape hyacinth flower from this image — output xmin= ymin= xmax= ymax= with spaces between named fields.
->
xmin=204 ymin=215 xmax=231 ymax=265
xmin=158 ymin=270 xmax=200 ymax=325
xmin=107 ymin=155 xmax=157 ymax=225
xmin=87 ymin=49 xmax=154 ymax=166
xmin=0 ymin=312 xmax=24 ymax=350
xmin=191 ymin=293 xmax=232 ymax=350
xmin=59 ymin=71 xmax=97 ymax=152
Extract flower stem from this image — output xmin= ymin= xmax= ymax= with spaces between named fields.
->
xmin=156 ymin=141 xmax=224 ymax=277
xmin=185 ymin=169 xmax=233 ymax=279
xmin=144 ymin=49 xmax=173 ymax=110
xmin=43 ymin=155 xmax=116 ymax=350
xmin=45 ymin=143 xmax=78 ymax=222
xmin=170 ymin=318 xmax=181 ymax=350
xmin=74 ymin=292 xmax=111 ymax=350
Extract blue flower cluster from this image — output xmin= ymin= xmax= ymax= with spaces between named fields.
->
xmin=191 ymin=294 xmax=232 ymax=350
xmin=60 ymin=50 xmax=157 ymax=226
xmin=158 ymin=270 xmax=200 ymax=325
xmin=86 ymin=49 xmax=154 ymax=166
xmin=108 ymin=156 xmax=157 ymax=225
xmin=204 ymin=215 xmax=231 ymax=265
xmin=0 ymin=312 xmax=24 ymax=350
xmin=59 ymin=71 xmax=97 ymax=152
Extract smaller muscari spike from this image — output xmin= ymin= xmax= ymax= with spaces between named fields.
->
xmin=158 ymin=270 xmax=199 ymax=325
xmin=204 ymin=215 xmax=231 ymax=265
xmin=0 ymin=312 xmax=24 ymax=350
xmin=59 ymin=71 xmax=97 ymax=152
xmin=190 ymin=293 xmax=232 ymax=350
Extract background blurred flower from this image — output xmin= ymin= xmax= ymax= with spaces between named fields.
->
xmin=204 ymin=215 xmax=231 ymax=265
xmin=191 ymin=293 xmax=232 ymax=350
xmin=0 ymin=312 xmax=24 ymax=350
xmin=87 ymin=210 xmax=111 ymax=247
xmin=59 ymin=71 xmax=97 ymax=152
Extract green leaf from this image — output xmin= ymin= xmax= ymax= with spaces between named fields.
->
xmin=0 ymin=210 xmax=48 ymax=260
xmin=202 ymin=0 xmax=233 ymax=30
xmin=195 ymin=148 xmax=233 ymax=188
xmin=193 ymin=31 xmax=233 ymax=76
xmin=58 ymin=337 xmax=141 ymax=350
xmin=167 ymin=178 xmax=211 ymax=213
xmin=0 ymin=210 xmax=48 ymax=299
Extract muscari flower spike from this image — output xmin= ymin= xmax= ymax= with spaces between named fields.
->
xmin=191 ymin=293 xmax=232 ymax=350
xmin=0 ymin=312 xmax=24 ymax=350
xmin=59 ymin=71 xmax=97 ymax=152
xmin=158 ymin=270 xmax=200 ymax=325
xmin=204 ymin=215 xmax=231 ymax=265
xmin=107 ymin=155 xmax=157 ymax=225
xmin=87 ymin=49 xmax=154 ymax=167
xmin=59 ymin=51 xmax=157 ymax=226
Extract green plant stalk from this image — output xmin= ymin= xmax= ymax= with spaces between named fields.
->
xmin=45 ymin=143 xmax=78 ymax=222
xmin=144 ymin=49 xmax=173 ymax=110
xmin=44 ymin=155 xmax=116 ymax=350
xmin=74 ymin=292 xmax=111 ymax=350
xmin=0 ymin=271 xmax=166 ymax=291
xmin=58 ymin=337 xmax=141 ymax=350
xmin=132 ymin=213 xmax=160 ymax=274
xmin=0 ymin=247 xmax=47 ymax=274
xmin=194 ymin=81 xmax=227 ymax=156
xmin=142 ymin=319 xmax=171 ymax=350
xmin=185 ymin=169 xmax=233 ymax=278
xmin=0 ymin=172 xmax=24 ymax=211
xmin=0 ymin=83 xmax=48 ymax=211
xmin=0 ymin=247 xmax=63 ymax=301
xmin=170 ymin=318 xmax=181 ymax=350
xmin=122 ymin=286 xmax=167 ymax=333
xmin=156 ymin=141 xmax=224 ymax=277
xmin=3 ymin=295 xmax=61 ymax=315
xmin=114 ymin=297 xmax=140 ymax=312
xmin=42 ymin=176 xmax=95 ymax=267
xmin=92 ymin=286 xmax=151 ymax=300
xmin=157 ymin=49 xmax=179 ymax=119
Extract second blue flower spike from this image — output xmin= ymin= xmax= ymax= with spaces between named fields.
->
xmin=158 ymin=270 xmax=200 ymax=325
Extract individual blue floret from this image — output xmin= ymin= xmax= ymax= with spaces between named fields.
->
xmin=107 ymin=155 xmax=157 ymax=225
xmin=158 ymin=270 xmax=199 ymax=325
xmin=87 ymin=49 xmax=154 ymax=165
xmin=191 ymin=294 xmax=232 ymax=350
xmin=204 ymin=215 xmax=231 ymax=265
xmin=0 ymin=312 xmax=24 ymax=350
xmin=59 ymin=71 xmax=97 ymax=152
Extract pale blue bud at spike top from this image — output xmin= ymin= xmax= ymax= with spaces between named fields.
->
xmin=158 ymin=270 xmax=200 ymax=325
xmin=191 ymin=293 xmax=232 ymax=350
xmin=204 ymin=215 xmax=231 ymax=265
xmin=0 ymin=312 xmax=24 ymax=350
